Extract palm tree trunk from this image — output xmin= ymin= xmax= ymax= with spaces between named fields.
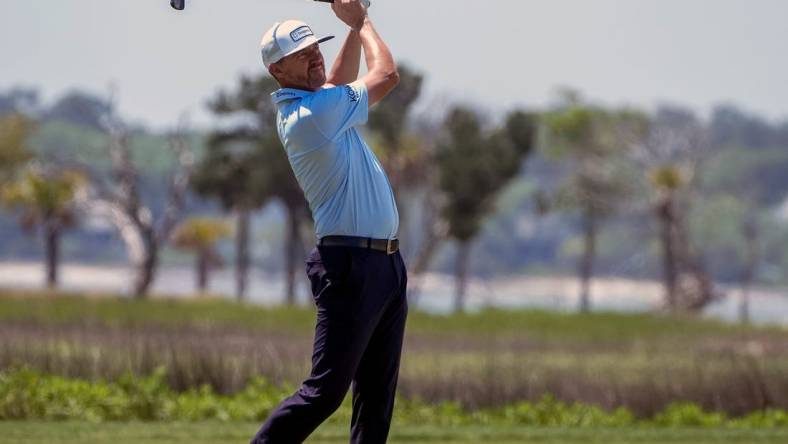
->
xmin=44 ymin=221 xmax=60 ymax=289
xmin=656 ymin=195 xmax=678 ymax=311
xmin=578 ymin=208 xmax=597 ymax=313
xmin=196 ymin=251 xmax=209 ymax=293
xmin=235 ymin=208 xmax=250 ymax=302
xmin=454 ymin=240 xmax=471 ymax=314
xmin=740 ymin=216 xmax=758 ymax=324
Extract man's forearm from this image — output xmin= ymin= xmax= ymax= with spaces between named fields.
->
xmin=357 ymin=17 xmax=399 ymax=104
xmin=359 ymin=17 xmax=396 ymax=80
xmin=326 ymin=30 xmax=362 ymax=86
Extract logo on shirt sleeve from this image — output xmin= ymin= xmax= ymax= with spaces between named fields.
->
xmin=345 ymin=85 xmax=360 ymax=102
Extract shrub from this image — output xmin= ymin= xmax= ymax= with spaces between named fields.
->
xmin=651 ymin=402 xmax=727 ymax=427
xmin=1 ymin=369 xmax=786 ymax=427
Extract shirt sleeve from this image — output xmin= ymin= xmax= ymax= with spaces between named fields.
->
xmin=309 ymin=80 xmax=369 ymax=140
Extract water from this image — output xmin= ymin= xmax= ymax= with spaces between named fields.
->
xmin=1 ymin=261 xmax=787 ymax=326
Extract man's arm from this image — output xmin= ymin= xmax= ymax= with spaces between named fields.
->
xmin=325 ymin=30 xmax=361 ymax=87
xmin=356 ymin=17 xmax=399 ymax=106
xmin=332 ymin=0 xmax=399 ymax=106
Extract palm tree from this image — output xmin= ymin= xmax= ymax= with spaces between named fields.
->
xmin=172 ymin=217 xmax=231 ymax=293
xmin=436 ymin=108 xmax=537 ymax=312
xmin=191 ymin=132 xmax=272 ymax=301
xmin=640 ymin=106 xmax=720 ymax=312
xmin=650 ymin=165 xmax=685 ymax=310
xmin=202 ymin=74 xmax=309 ymax=305
xmin=367 ymin=64 xmax=427 ymax=195
xmin=1 ymin=168 xmax=84 ymax=288
xmin=544 ymin=103 xmax=645 ymax=313
xmin=0 ymin=114 xmax=34 ymax=184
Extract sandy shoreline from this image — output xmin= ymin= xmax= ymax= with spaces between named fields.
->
xmin=1 ymin=261 xmax=786 ymax=325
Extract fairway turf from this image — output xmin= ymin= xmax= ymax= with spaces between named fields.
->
xmin=0 ymin=422 xmax=786 ymax=444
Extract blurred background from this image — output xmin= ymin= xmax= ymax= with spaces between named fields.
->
xmin=1 ymin=1 xmax=787 ymax=442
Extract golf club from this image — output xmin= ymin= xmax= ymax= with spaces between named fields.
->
xmin=170 ymin=0 xmax=370 ymax=11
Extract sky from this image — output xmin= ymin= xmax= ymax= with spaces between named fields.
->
xmin=2 ymin=0 xmax=787 ymax=129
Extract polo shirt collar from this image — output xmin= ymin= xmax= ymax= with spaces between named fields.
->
xmin=271 ymin=88 xmax=311 ymax=104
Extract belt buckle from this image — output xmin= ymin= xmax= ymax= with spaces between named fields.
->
xmin=386 ymin=239 xmax=396 ymax=255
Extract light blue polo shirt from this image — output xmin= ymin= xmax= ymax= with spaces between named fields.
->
xmin=271 ymin=80 xmax=399 ymax=240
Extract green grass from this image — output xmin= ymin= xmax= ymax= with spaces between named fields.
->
xmin=0 ymin=422 xmax=787 ymax=444
xmin=2 ymin=290 xmax=787 ymax=417
xmin=1 ymin=289 xmax=782 ymax=341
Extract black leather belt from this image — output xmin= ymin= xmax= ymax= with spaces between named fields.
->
xmin=319 ymin=235 xmax=399 ymax=255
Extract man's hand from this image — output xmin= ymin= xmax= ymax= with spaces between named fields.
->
xmin=332 ymin=0 xmax=368 ymax=32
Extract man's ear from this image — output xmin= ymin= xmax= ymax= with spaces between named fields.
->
xmin=268 ymin=63 xmax=283 ymax=83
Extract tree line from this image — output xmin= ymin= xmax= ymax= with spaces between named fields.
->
xmin=1 ymin=71 xmax=788 ymax=321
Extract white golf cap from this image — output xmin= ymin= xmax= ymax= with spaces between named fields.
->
xmin=260 ymin=20 xmax=334 ymax=69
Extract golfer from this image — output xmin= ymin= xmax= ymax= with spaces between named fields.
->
xmin=250 ymin=1 xmax=406 ymax=443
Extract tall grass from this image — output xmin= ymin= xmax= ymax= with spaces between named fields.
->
xmin=1 ymin=290 xmax=787 ymax=416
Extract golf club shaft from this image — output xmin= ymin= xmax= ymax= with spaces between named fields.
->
xmin=171 ymin=0 xmax=369 ymax=11
xmin=314 ymin=0 xmax=371 ymax=6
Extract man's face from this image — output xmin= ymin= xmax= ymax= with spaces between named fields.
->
xmin=270 ymin=43 xmax=326 ymax=91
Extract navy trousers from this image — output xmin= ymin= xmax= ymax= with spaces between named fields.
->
xmin=251 ymin=245 xmax=408 ymax=444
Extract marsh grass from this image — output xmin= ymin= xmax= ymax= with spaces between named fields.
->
xmin=1 ymin=290 xmax=787 ymax=416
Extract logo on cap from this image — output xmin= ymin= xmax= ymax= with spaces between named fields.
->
xmin=290 ymin=26 xmax=314 ymax=42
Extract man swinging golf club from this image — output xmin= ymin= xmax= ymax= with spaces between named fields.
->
xmin=250 ymin=1 xmax=406 ymax=443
